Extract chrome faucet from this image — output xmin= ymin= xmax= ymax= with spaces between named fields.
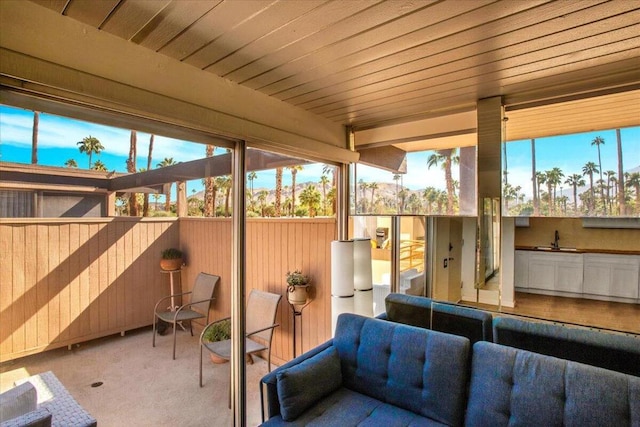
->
xmin=551 ymin=230 xmax=560 ymax=249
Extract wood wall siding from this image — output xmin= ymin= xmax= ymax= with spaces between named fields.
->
xmin=1 ymin=217 xmax=335 ymax=365
xmin=180 ymin=217 xmax=336 ymax=366
xmin=0 ymin=218 xmax=179 ymax=362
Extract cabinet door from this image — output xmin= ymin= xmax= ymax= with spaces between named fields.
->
xmin=610 ymin=264 xmax=639 ymax=299
xmin=514 ymin=251 xmax=529 ymax=288
xmin=583 ymin=263 xmax=610 ymax=296
xmin=528 ymin=254 xmax=555 ymax=290
xmin=556 ymin=260 xmax=583 ymax=293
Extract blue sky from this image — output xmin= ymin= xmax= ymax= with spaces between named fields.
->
xmin=1 ymin=104 xmax=638 ymax=198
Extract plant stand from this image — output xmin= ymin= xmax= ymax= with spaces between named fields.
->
xmin=160 ymin=268 xmax=186 ymax=331
xmin=286 ymin=288 xmax=313 ymax=358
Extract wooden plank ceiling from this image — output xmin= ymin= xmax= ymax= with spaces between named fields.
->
xmin=27 ymin=0 xmax=640 ymax=134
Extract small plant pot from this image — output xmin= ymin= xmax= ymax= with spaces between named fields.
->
xmin=210 ymin=353 xmax=228 ymax=364
xmin=160 ymin=258 xmax=183 ymax=271
xmin=287 ymin=285 xmax=310 ymax=305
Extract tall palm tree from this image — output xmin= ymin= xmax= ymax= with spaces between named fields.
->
xmin=357 ymin=179 xmax=367 ymax=213
xmin=322 ymin=164 xmax=336 ymax=214
xmin=536 ymin=172 xmax=548 ymax=215
xmin=204 ymin=145 xmax=215 ymax=217
xmin=247 ymin=171 xmax=257 ymax=211
xmin=127 ymin=130 xmax=139 ymax=216
xmin=143 ymin=135 xmax=154 ymax=216
xmin=258 ymin=189 xmax=269 ymax=217
xmin=274 ymin=168 xmax=283 ymax=216
xmin=287 ymin=165 xmax=303 ymax=216
xmin=157 ymin=157 xmax=177 ymax=213
xmin=218 ymin=175 xmax=232 ymax=217
xmin=369 ymin=182 xmax=378 ymax=214
xmin=31 ymin=111 xmax=39 ymax=164
xmin=582 ymin=161 xmax=599 ymax=215
xmin=77 ymin=135 xmax=104 ymax=169
xmin=320 ymin=174 xmax=330 ymax=215
xmin=604 ymin=170 xmax=616 ymax=214
xmin=423 ymin=187 xmax=438 ymax=214
xmin=427 ymin=149 xmax=458 ymax=214
xmin=565 ymin=173 xmax=585 ymax=215
xmin=530 ymin=139 xmax=539 ymax=215
xmin=591 ymin=136 xmax=605 ymax=207
xmin=616 ymin=129 xmax=626 ymax=215
xmin=64 ymin=159 xmax=78 ymax=168
xmin=547 ymin=167 xmax=564 ymax=215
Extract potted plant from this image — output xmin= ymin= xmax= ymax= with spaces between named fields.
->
xmin=160 ymin=248 xmax=183 ymax=271
xmin=202 ymin=319 xmax=231 ymax=364
xmin=286 ymin=270 xmax=311 ymax=305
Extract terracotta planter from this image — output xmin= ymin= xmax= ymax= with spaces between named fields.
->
xmin=160 ymin=258 xmax=183 ymax=271
xmin=210 ymin=353 xmax=228 ymax=364
xmin=287 ymin=285 xmax=310 ymax=305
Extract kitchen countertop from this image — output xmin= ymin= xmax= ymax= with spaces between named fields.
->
xmin=515 ymin=246 xmax=640 ymax=256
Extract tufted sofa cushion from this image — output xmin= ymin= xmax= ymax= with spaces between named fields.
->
xmin=466 ymin=341 xmax=640 ymax=427
xmin=384 ymin=293 xmax=432 ymax=329
xmin=334 ymin=313 xmax=470 ymax=426
xmin=493 ymin=316 xmax=640 ymax=376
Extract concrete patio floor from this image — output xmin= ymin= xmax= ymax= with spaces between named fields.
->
xmin=0 ymin=327 xmax=267 ymax=426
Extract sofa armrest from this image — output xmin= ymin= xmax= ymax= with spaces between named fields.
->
xmin=260 ymin=339 xmax=333 ymax=421
xmin=0 ymin=407 xmax=52 ymax=427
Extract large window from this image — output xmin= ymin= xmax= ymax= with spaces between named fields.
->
xmin=351 ymin=146 xmax=477 ymax=216
xmin=502 ymin=127 xmax=640 ymax=217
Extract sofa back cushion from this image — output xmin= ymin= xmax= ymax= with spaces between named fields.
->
xmin=334 ymin=313 xmax=470 ymax=427
xmin=466 ymin=341 xmax=640 ymax=427
xmin=432 ymin=302 xmax=493 ymax=345
xmin=493 ymin=316 xmax=640 ymax=376
xmin=384 ymin=293 xmax=432 ymax=329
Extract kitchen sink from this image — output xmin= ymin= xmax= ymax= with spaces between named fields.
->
xmin=534 ymin=246 xmax=578 ymax=252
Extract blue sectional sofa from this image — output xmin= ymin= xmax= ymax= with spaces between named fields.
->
xmin=261 ymin=313 xmax=471 ymax=426
xmin=261 ymin=313 xmax=640 ymax=426
xmin=380 ymin=293 xmax=493 ymax=345
xmin=493 ymin=316 xmax=640 ymax=376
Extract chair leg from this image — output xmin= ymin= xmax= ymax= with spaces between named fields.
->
xmin=152 ymin=316 xmax=157 ymax=347
xmin=190 ymin=321 xmax=194 ymax=337
xmin=199 ymin=344 xmax=203 ymax=387
xmin=172 ymin=321 xmax=177 ymax=360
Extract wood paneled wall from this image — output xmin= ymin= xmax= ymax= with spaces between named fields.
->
xmin=180 ymin=217 xmax=336 ymax=365
xmin=0 ymin=218 xmax=179 ymax=362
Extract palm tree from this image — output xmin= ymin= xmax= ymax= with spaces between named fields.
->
xmin=204 ymin=145 xmax=215 ymax=217
xmin=530 ymin=139 xmax=539 ymax=215
xmin=92 ymin=160 xmax=107 ymax=171
xmin=77 ymin=135 xmax=104 ymax=169
xmin=274 ymin=168 xmax=283 ymax=216
xmin=300 ymin=184 xmax=321 ymax=217
xmin=319 ymin=174 xmax=330 ymax=215
xmin=616 ymin=129 xmax=626 ymax=215
xmin=535 ymin=171 xmax=545 ymax=214
xmin=322 ymin=164 xmax=336 ymax=214
xmin=287 ymin=165 xmax=303 ymax=216
xmin=591 ymin=136 xmax=605 ymax=207
xmin=604 ymin=170 xmax=616 ymax=214
xmin=31 ymin=111 xmax=39 ymax=164
xmin=369 ymin=182 xmax=378 ymax=213
xmin=392 ymin=173 xmax=402 ymax=211
xmin=64 ymin=159 xmax=78 ymax=168
xmin=257 ymin=189 xmax=269 ymax=217
xmin=143 ymin=135 xmax=154 ymax=216
xmin=423 ymin=187 xmax=438 ymax=214
xmin=357 ymin=179 xmax=367 ymax=213
xmin=247 ymin=171 xmax=257 ymax=211
xmin=582 ymin=161 xmax=599 ymax=215
xmin=157 ymin=157 xmax=177 ymax=212
xmin=547 ymin=167 xmax=564 ymax=215
xmin=217 ymin=176 xmax=232 ymax=217
xmin=427 ymin=149 xmax=458 ymax=214
xmin=565 ymin=174 xmax=585 ymax=215
xmin=626 ymin=172 xmax=640 ymax=214
xmin=127 ymin=130 xmax=139 ymax=216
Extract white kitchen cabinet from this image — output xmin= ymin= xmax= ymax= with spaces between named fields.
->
xmin=514 ymin=250 xmax=529 ymax=288
xmin=527 ymin=252 xmax=583 ymax=293
xmin=583 ymin=254 xmax=640 ymax=299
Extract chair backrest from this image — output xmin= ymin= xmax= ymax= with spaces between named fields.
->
xmin=246 ymin=290 xmax=281 ymax=342
xmin=190 ymin=273 xmax=219 ymax=315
